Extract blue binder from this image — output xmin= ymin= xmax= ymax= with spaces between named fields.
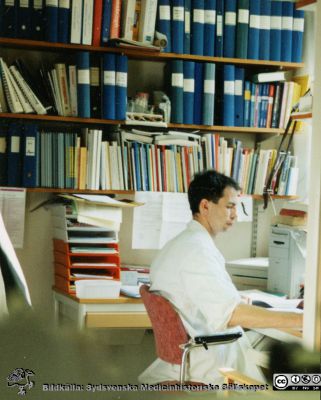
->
xmin=235 ymin=67 xmax=244 ymax=127
xmin=193 ymin=62 xmax=203 ymax=125
xmin=0 ymin=124 xmax=8 ymax=186
xmin=270 ymin=0 xmax=282 ymax=61
xmin=170 ymin=60 xmax=184 ymax=123
xmin=31 ymin=0 xmax=44 ymax=40
xmin=259 ymin=83 xmax=269 ymax=127
xmin=248 ymin=0 xmax=260 ymax=59
xmin=235 ymin=0 xmax=249 ymax=59
xmin=17 ymin=0 xmax=31 ymax=38
xmin=292 ymin=8 xmax=304 ymax=63
xmin=7 ymin=123 xmax=23 ymax=187
xmin=58 ymin=0 xmax=70 ymax=43
xmin=2 ymin=0 xmax=18 ymax=37
xmin=243 ymin=80 xmax=251 ymax=127
xmin=203 ymin=0 xmax=216 ymax=56
xmin=101 ymin=0 xmax=112 ymax=45
xmin=115 ymin=54 xmax=128 ymax=121
xmin=157 ymin=0 xmax=171 ymax=53
xmin=215 ymin=0 xmax=223 ymax=56
xmin=223 ymin=0 xmax=237 ymax=58
xmin=281 ymin=1 xmax=293 ymax=62
xmin=183 ymin=61 xmax=195 ymax=124
xmin=102 ymin=53 xmax=116 ymax=120
xmin=202 ymin=63 xmax=215 ymax=126
xmin=259 ymin=0 xmax=271 ymax=60
xmin=249 ymin=82 xmax=257 ymax=127
xmin=223 ymin=65 xmax=235 ymax=126
xmin=191 ymin=0 xmax=205 ymax=55
xmin=22 ymin=124 xmax=39 ymax=188
xmin=44 ymin=0 xmax=58 ymax=42
xmin=172 ymin=0 xmax=184 ymax=54
xmin=184 ymin=0 xmax=191 ymax=54
xmin=77 ymin=52 xmax=91 ymax=118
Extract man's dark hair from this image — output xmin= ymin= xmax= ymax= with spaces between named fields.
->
xmin=188 ymin=170 xmax=241 ymax=214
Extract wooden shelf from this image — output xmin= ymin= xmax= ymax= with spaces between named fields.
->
xmin=296 ymin=0 xmax=316 ymax=11
xmin=0 ymin=113 xmax=285 ymax=134
xmin=0 ymin=37 xmax=304 ymax=69
xmin=251 ymin=195 xmax=299 ymax=201
xmin=27 ymin=188 xmax=135 ymax=195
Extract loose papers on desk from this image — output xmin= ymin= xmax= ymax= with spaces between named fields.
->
xmin=0 ymin=187 xmax=26 ymax=248
xmin=132 ymin=192 xmax=192 ymax=249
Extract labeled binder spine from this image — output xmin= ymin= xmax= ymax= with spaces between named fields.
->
xmin=115 ymin=54 xmax=128 ymax=121
xmin=157 ymin=0 xmax=171 ymax=53
xmin=183 ymin=61 xmax=195 ymax=124
xmin=202 ymin=62 xmax=215 ymax=126
xmin=77 ymin=52 xmax=91 ymax=118
xmin=223 ymin=0 xmax=237 ymax=58
xmin=203 ymin=0 xmax=216 ymax=57
xmin=191 ymin=0 xmax=205 ymax=56
xmin=102 ymin=53 xmax=116 ymax=120
xmin=172 ymin=0 xmax=184 ymax=54
xmin=170 ymin=60 xmax=184 ymax=123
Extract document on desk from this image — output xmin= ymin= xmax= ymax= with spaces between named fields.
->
xmin=132 ymin=192 xmax=192 ymax=249
xmin=0 ymin=187 xmax=26 ymax=248
xmin=240 ymin=289 xmax=302 ymax=310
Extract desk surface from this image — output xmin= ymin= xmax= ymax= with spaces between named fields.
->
xmin=53 ymin=287 xmax=143 ymax=304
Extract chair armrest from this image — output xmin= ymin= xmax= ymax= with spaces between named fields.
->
xmin=194 ymin=331 xmax=242 ymax=348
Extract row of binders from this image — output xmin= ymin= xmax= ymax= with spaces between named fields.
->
xmin=0 ymin=1 xmax=304 ymax=63
xmin=170 ymin=61 xmax=302 ymax=128
xmin=0 ymin=52 xmax=128 ymax=120
xmin=0 ymin=122 xmax=298 ymax=196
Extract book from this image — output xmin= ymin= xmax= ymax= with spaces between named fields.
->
xmin=138 ymin=0 xmax=157 ymax=44
xmin=243 ymin=80 xmax=251 ymax=127
xmin=202 ymin=62 xmax=215 ymax=126
xmin=55 ymin=63 xmax=71 ymax=116
xmin=44 ymin=0 xmax=58 ymax=42
xmin=102 ymin=53 xmax=116 ymax=120
xmin=272 ymin=214 xmax=306 ymax=227
xmin=6 ymin=64 xmax=34 ymax=114
xmin=92 ymin=0 xmax=103 ymax=46
xmin=157 ymin=0 xmax=171 ymax=53
xmin=191 ymin=0 xmax=205 ymax=56
xmin=203 ymin=0 xmax=216 ymax=57
xmin=223 ymin=0 xmax=237 ymax=58
xmin=68 ymin=65 xmax=78 ymax=117
xmin=0 ymin=58 xmax=24 ymax=113
xmin=121 ymin=0 xmax=136 ymax=40
xmin=101 ymin=0 xmax=112 ymax=44
xmin=247 ymin=0 xmax=260 ymax=60
xmin=77 ymin=51 xmax=91 ymax=118
xmin=82 ymin=0 xmax=94 ymax=45
xmin=110 ymin=0 xmax=121 ymax=39
xmin=235 ymin=0 xmax=249 ymax=59
xmin=252 ymin=70 xmax=290 ymax=83
xmin=270 ymin=0 xmax=282 ymax=61
xmin=70 ymin=0 xmax=82 ymax=44
xmin=170 ymin=60 xmax=184 ymax=123
xmin=258 ymin=0 xmax=271 ymax=61
xmin=172 ymin=0 xmax=184 ymax=54
xmin=183 ymin=61 xmax=195 ymax=124
xmin=0 ymin=126 xmax=8 ymax=185
xmin=58 ymin=0 xmax=70 ymax=43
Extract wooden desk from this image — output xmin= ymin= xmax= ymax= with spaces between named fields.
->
xmin=53 ymin=287 xmax=152 ymax=329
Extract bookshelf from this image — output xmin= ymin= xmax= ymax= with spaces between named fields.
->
xmin=296 ymin=0 xmax=317 ymax=11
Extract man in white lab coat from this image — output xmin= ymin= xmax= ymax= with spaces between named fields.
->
xmin=139 ymin=170 xmax=303 ymax=385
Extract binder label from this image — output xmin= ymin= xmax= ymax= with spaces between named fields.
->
xmin=26 ymin=137 xmax=35 ymax=156
xmin=104 ymin=71 xmax=116 ymax=85
xmin=183 ymin=79 xmax=194 ymax=93
xmin=46 ymin=0 xmax=58 ymax=6
xmin=235 ymin=80 xmax=243 ymax=96
xmin=78 ymin=70 xmax=90 ymax=85
xmin=193 ymin=9 xmax=205 ymax=24
xmin=11 ymin=137 xmax=20 ymax=153
xmin=59 ymin=0 xmax=70 ymax=9
xmin=116 ymin=72 xmax=127 ymax=87
xmin=204 ymin=80 xmax=215 ymax=94
xmin=0 ymin=138 xmax=6 ymax=153
xmin=244 ymin=89 xmax=251 ymax=101
xmin=20 ymin=0 xmax=29 ymax=7
xmin=282 ymin=17 xmax=293 ymax=30
xmin=159 ymin=5 xmax=171 ymax=20
xmin=185 ymin=11 xmax=190 ymax=32
xmin=271 ymin=16 xmax=282 ymax=29
xmin=173 ymin=6 xmax=184 ymax=21
xmin=224 ymin=81 xmax=234 ymax=95
xmin=90 ymin=67 xmax=100 ymax=86
xmin=171 ymin=73 xmax=183 ymax=87
xmin=217 ymin=15 xmax=223 ymax=35
xmin=225 ymin=12 xmax=236 ymax=26
xmin=34 ymin=0 xmax=43 ymax=8
xmin=205 ymin=10 xmax=216 ymax=25
xmin=293 ymin=18 xmax=304 ymax=32
xmin=249 ymin=15 xmax=260 ymax=29
xmin=260 ymin=16 xmax=270 ymax=30
xmin=238 ymin=9 xmax=249 ymax=24
xmin=5 ymin=0 xmax=14 ymax=5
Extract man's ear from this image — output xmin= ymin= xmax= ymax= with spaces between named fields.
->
xmin=199 ymin=198 xmax=210 ymax=215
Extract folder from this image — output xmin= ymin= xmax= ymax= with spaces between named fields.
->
xmin=184 ymin=0 xmax=191 ymax=54
xmin=22 ymin=124 xmax=39 ymax=188
xmin=102 ymin=53 xmax=116 ymax=120
xmin=44 ymin=0 xmax=58 ymax=42
xmin=203 ymin=0 xmax=216 ymax=57
xmin=7 ymin=123 xmax=23 ymax=187
xmin=170 ymin=60 xmax=184 ymax=123
xmin=101 ymin=0 xmax=112 ymax=44
xmin=172 ymin=0 xmax=184 ymax=54
xmin=202 ymin=62 xmax=215 ymax=126
xmin=223 ymin=0 xmax=237 ymax=58
xmin=115 ymin=54 xmax=128 ymax=121
xmin=215 ymin=0 xmax=223 ymax=56
xmin=183 ymin=61 xmax=195 ymax=124
xmin=292 ymin=8 xmax=304 ymax=63
xmin=191 ymin=0 xmax=205 ymax=56
xmin=77 ymin=52 xmax=91 ymax=118
xmin=32 ymin=0 xmax=45 ymax=40
xmin=281 ymin=1 xmax=293 ymax=62
xmin=259 ymin=0 xmax=271 ymax=61
xmin=58 ymin=0 xmax=70 ymax=43
xmin=235 ymin=0 xmax=249 ymax=59
xmin=193 ymin=62 xmax=203 ymax=125
xmin=248 ymin=0 xmax=260 ymax=59
xmin=243 ymin=80 xmax=251 ymax=127
xmin=234 ymin=67 xmax=244 ymax=127
xmin=157 ymin=0 xmax=171 ymax=53
xmin=2 ymin=0 xmax=18 ymax=38
xmin=17 ymin=0 xmax=32 ymax=39
xmin=270 ymin=0 xmax=282 ymax=61
xmin=223 ymin=64 xmax=235 ymax=126
xmin=0 ymin=124 xmax=8 ymax=186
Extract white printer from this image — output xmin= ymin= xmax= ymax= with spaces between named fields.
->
xmin=225 ymin=257 xmax=269 ymax=291
xmin=268 ymin=226 xmax=306 ymax=298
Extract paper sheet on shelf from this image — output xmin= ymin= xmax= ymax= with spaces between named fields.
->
xmin=0 ymin=187 xmax=26 ymax=248
xmin=132 ymin=192 xmax=192 ymax=249
xmin=237 ymin=196 xmax=253 ymax=222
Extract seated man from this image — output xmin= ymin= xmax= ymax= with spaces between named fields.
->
xmin=139 ymin=170 xmax=302 ymax=385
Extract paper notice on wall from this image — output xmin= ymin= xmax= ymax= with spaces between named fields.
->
xmin=0 ymin=188 xmax=26 ymax=248
xmin=237 ymin=196 xmax=253 ymax=222
xmin=132 ymin=192 xmax=192 ymax=249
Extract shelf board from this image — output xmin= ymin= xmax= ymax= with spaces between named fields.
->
xmin=0 ymin=113 xmax=285 ymax=134
xmin=296 ymin=0 xmax=316 ymax=11
xmin=0 ymin=37 xmax=304 ymax=69
xmin=291 ymin=111 xmax=312 ymax=120
xmin=251 ymin=195 xmax=299 ymax=201
xmin=27 ymin=188 xmax=135 ymax=195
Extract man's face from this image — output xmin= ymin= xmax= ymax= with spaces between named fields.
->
xmin=204 ymin=186 xmax=238 ymax=237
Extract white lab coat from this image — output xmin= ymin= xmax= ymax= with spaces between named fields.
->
xmin=139 ymin=220 xmax=265 ymax=385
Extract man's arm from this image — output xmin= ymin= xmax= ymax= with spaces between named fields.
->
xmin=228 ymin=303 xmax=303 ymax=329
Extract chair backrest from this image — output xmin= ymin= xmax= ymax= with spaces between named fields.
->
xmin=140 ymin=285 xmax=189 ymax=365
